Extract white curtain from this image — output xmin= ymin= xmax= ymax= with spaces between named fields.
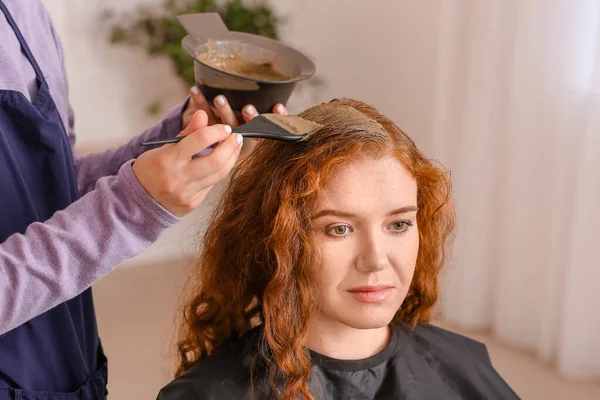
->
xmin=434 ymin=0 xmax=600 ymax=381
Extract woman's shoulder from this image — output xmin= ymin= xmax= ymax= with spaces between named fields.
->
xmin=395 ymin=323 xmax=520 ymax=398
xmin=406 ymin=322 xmax=492 ymax=364
xmin=156 ymin=327 xmax=266 ymax=400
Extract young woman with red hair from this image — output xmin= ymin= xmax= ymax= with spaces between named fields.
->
xmin=157 ymin=99 xmax=519 ymax=399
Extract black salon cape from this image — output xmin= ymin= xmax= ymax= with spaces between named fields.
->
xmin=157 ymin=323 xmax=520 ymax=400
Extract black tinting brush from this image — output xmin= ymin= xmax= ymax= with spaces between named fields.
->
xmin=141 ymin=114 xmax=321 ymax=150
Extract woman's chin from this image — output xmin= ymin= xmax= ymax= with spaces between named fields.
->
xmin=340 ymin=312 xmax=396 ymax=330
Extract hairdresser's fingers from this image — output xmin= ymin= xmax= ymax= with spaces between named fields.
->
xmin=207 ymin=135 xmax=242 ymax=184
xmin=190 ymin=132 xmax=243 ymax=185
xmin=241 ymin=105 xmax=258 ymax=123
xmin=178 ymin=110 xmax=209 ymax=139
xmin=173 ymin=124 xmax=232 ymax=161
xmin=183 ymin=141 xmax=241 ymax=211
xmin=159 ymin=110 xmax=208 ymax=163
xmin=201 ymin=137 xmax=241 ymax=188
xmin=273 ymin=103 xmax=288 ymax=116
xmin=213 ymin=95 xmax=239 ymax=128
xmin=172 ymin=137 xmax=241 ymax=213
xmin=240 ymin=103 xmax=288 ymax=124
xmin=187 ymin=87 xmax=219 ymax=126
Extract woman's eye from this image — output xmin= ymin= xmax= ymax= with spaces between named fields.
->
xmin=327 ymin=225 xmax=351 ymax=236
xmin=390 ymin=220 xmax=412 ymax=232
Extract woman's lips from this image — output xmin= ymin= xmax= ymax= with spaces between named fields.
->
xmin=347 ymin=286 xmax=394 ymax=303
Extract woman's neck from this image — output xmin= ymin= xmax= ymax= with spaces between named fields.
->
xmin=305 ymin=316 xmax=391 ymax=360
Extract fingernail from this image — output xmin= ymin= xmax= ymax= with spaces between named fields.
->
xmin=236 ymin=133 xmax=243 ymax=148
xmin=244 ymin=105 xmax=256 ymax=116
xmin=191 ymin=86 xmax=199 ymax=95
xmin=224 ymin=124 xmax=232 ymax=134
xmin=275 ymin=104 xmax=285 ymax=114
xmin=215 ymin=95 xmax=227 ymax=106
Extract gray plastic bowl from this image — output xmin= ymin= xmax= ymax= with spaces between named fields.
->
xmin=182 ymin=32 xmax=316 ymax=115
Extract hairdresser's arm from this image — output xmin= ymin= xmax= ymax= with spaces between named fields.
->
xmin=0 ymin=115 xmax=239 ymax=335
xmin=0 ymin=161 xmax=177 ymax=335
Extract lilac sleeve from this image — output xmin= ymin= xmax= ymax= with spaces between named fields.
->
xmin=0 ymin=161 xmax=180 ymax=335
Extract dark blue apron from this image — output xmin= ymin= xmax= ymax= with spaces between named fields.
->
xmin=0 ymin=2 xmax=108 ymax=399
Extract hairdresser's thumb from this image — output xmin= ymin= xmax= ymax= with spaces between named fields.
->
xmin=179 ymin=110 xmax=208 ymax=137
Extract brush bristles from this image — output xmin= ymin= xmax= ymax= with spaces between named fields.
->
xmin=262 ymin=114 xmax=322 ymax=136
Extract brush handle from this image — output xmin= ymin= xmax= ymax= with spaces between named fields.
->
xmin=140 ymin=130 xmax=306 ymax=147
xmin=141 ymin=137 xmax=183 ymax=146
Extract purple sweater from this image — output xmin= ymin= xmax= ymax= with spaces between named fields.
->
xmin=0 ymin=0 xmax=183 ymax=335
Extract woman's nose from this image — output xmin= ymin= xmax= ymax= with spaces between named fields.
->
xmin=355 ymin=233 xmax=390 ymax=273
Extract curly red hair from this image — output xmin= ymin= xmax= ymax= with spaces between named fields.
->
xmin=175 ymin=98 xmax=456 ymax=399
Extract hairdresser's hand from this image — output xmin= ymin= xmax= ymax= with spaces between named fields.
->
xmin=134 ymin=110 xmax=242 ymax=217
xmin=182 ymin=87 xmax=288 ymax=158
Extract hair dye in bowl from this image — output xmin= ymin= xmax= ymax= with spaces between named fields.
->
xmin=198 ymin=41 xmax=292 ymax=81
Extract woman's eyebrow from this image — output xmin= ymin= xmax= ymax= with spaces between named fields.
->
xmin=311 ymin=206 xmax=418 ymax=220
xmin=386 ymin=206 xmax=419 ymax=216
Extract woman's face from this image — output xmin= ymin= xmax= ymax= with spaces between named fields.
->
xmin=309 ymin=155 xmax=419 ymax=331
